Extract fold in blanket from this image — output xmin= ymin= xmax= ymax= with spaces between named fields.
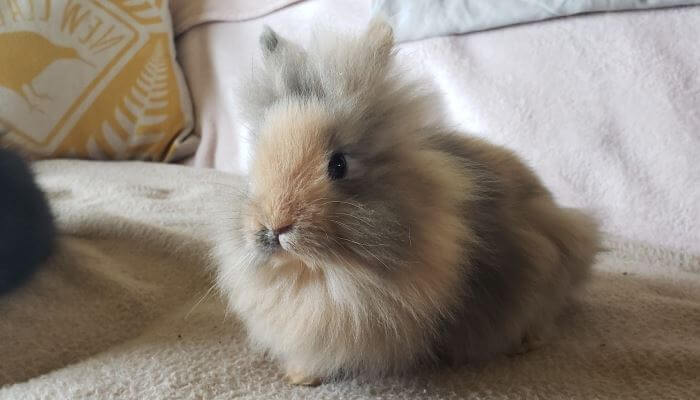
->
xmin=373 ymin=0 xmax=700 ymax=41
xmin=0 ymin=160 xmax=698 ymax=399
xmin=169 ymin=0 xmax=303 ymax=35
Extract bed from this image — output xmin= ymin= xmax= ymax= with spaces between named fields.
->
xmin=2 ymin=1 xmax=699 ymax=398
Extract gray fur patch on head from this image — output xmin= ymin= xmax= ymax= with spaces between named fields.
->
xmin=260 ymin=26 xmax=279 ymax=53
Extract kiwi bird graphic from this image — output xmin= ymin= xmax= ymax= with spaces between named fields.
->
xmin=0 ymin=31 xmax=95 ymax=112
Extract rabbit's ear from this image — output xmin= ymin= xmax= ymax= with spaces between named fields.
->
xmin=259 ymin=25 xmax=303 ymax=68
xmin=260 ymin=26 xmax=281 ymax=54
xmin=258 ymin=26 xmax=322 ymax=99
xmin=238 ymin=27 xmax=323 ymax=133
xmin=327 ymin=18 xmax=395 ymax=96
xmin=363 ymin=18 xmax=394 ymax=68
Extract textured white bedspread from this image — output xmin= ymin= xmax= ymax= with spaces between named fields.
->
xmin=0 ymin=160 xmax=698 ymax=399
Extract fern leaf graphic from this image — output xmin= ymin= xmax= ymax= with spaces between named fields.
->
xmin=94 ymin=43 xmax=171 ymax=160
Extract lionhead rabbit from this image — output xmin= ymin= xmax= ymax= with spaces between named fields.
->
xmin=215 ymin=19 xmax=600 ymax=385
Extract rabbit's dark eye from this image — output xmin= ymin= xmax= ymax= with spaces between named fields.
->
xmin=328 ymin=152 xmax=347 ymax=180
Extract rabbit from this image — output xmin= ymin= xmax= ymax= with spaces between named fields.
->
xmin=214 ymin=19 xmax=601 ymax=386
xmin=0 ymin=144 xmax=55 ymax=296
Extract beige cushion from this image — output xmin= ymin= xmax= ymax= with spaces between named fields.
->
xmin=0 ymin=0 xmax=197 ymax=161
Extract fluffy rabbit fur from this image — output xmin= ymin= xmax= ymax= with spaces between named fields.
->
xmin=215 ymin=19 xmax=600 ymax=385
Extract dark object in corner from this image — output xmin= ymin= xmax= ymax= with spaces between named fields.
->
xmin=0 ymin=147 xmax=55 ymax=295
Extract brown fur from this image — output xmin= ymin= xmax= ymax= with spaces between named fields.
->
xmin=215 ymin=19 xmax=601 ymax=384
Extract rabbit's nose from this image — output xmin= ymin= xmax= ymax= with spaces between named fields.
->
xmin=272 ymin=224 xmax=293 ymax=239
xmin=257 ymin=224 xmax=294 ymax=248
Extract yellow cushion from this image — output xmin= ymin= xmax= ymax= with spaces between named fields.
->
xmin=0 ymin=0 xmax=197 ymax=161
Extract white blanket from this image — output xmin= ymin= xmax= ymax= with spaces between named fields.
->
xmin=0 ymin=160 xmax=699 ymax=399
xmin=373 ymin=0 xmax=700 ymax=41
xmin=178 ymin=0 xmax=700 ymax=254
